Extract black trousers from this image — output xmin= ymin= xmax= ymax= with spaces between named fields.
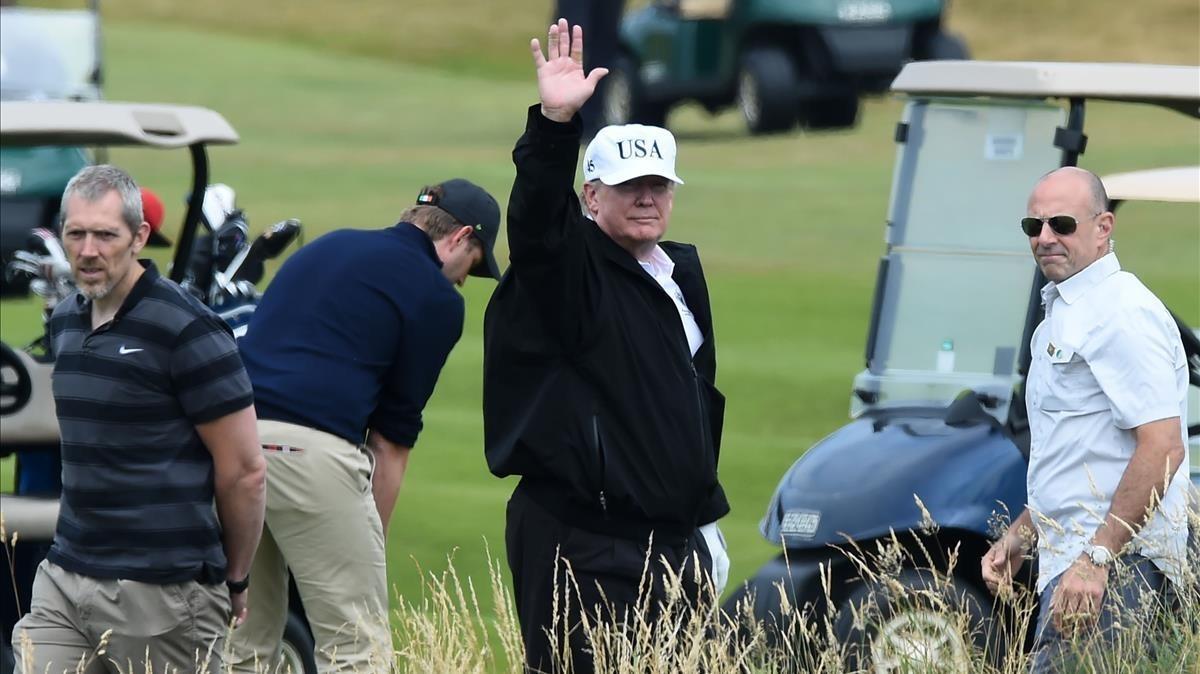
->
xmin=506 ymin=485 xmax=713 ymax=674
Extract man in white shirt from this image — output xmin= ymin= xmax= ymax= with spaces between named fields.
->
xmin=981 ymin=167 xmax=1189 ymax=672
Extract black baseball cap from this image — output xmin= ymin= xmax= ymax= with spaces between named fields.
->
xmin=417 ymin=178 xmax=501 ymax=280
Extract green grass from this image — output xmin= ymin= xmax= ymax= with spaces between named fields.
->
xmin=29 ymin=0 xmax=1200 ymax=78
xmin=3 ymin=6 xmax=1199 ymax=630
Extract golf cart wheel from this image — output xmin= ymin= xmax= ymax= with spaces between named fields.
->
xmin=920 ymin=31 xmax=970 ymax=60
xmin=802 ymin=95 xmax=860 ymax=131
xmin=737 ymin=48 xmax=797 ymax=135
xmin=0 ymin=341 xmax=34 ymax=416
xmin=834 ymin=568 xmax=997 ymax=672
xmin=603 ymin=55 xmax=667 ymax=127
xmin=281 ymin=612 xmax=318 ymax=674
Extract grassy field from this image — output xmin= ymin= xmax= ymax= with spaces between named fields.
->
xmin=32 ymin=0 xmax=1200 ymax=78
xmin=3 ymin=0 xmax=1199 ymax=637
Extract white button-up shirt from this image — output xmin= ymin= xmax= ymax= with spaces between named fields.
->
xmin=638 ymin=245 xmax=704 ymax=357
xmin=1026 ymin=253 xmax=1190 ymax=592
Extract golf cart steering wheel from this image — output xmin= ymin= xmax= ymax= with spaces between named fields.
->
xmin=0 ymin=341 xmax=34 ymax=416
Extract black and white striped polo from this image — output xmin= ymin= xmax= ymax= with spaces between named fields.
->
xmin=46 ymin=260 xmax=254 ymax=584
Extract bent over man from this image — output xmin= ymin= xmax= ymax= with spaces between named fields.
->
xmin=13 ymin=165 xmax=266 ymax=673
xmin=230 ymin=179 xmax=501 ymax=672
xmin=981 ymin=167 xmax=1190 ymax=673
xmin=484 ymin=20 xmax=730 ymax=674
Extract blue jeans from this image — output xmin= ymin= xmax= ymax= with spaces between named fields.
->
xmin=1029 ymin=554 xmax=1167 ymax=673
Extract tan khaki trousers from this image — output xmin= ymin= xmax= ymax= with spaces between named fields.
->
xmin=227 ymin=420 xmax=392 ymax=673
xmin=11 ymin=560 xmax=230 ymax=674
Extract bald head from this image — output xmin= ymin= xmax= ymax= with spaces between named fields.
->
xmin=1028 ymin=167 xmax=1108 ymax=214
xmin=1025 ymin=166 xmax=1114 ymax=283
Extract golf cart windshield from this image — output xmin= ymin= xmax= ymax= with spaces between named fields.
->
xmin=0 ymin=6 xmax=101 ymax=101
xmin=851 ymin=97 xmax=1064 ymax=418
xmin=852 ymin=61 xmax=1200 ymax=422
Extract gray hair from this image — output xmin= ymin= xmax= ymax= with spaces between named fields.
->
xmin=61 ymin=164 xmax=143 ymax=235
xmin=579 ymin=179 xmax=598 ymax=220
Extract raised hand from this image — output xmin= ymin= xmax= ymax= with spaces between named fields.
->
xmin=530 ymin=18 xmax=608 ymax=123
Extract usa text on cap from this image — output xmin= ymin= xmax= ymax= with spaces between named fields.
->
xmin=583 ymin=124 xmax=683 ymax=187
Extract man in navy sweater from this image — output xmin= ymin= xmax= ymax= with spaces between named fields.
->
xmin=229 ymin=179 xmax=501 ymax=672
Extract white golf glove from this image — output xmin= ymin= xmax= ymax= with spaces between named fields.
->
xmin=698 ymin=521 xmax=729 ymax=594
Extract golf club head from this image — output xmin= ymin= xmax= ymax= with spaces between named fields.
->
xmin=212 ymin=211 xmax=250 ymax=269
xmin=229 ymin=219 xmax=300 ymax=285
xmin=6 ymin=228 xmax=72 ymax=296
xmin=252 ymin=219 xmax=302 ymax=261
xmin=200 ymin=183 xmax=237 ymax=231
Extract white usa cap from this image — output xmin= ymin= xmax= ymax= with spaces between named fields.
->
xmin=583 ymin=124 xmax=684 ymax=186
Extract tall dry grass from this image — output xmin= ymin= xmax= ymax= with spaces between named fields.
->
xmin=7 ymin=501 xmax=1199 ymax=674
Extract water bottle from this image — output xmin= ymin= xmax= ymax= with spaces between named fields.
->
xmin=937 ymin=338 xmax=956 ymax=373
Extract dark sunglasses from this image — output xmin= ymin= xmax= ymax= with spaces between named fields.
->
xmin=1020 ymin=212 xmax=1100 ymax=237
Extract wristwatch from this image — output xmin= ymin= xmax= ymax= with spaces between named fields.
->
xmin=226 ymin=574 xmax=250 ymax=594
xmin=1085 ymin=544 xmax=1113 ymax=567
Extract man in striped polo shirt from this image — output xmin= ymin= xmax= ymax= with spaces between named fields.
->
xmin=11 ymin=165 xmax=267 ymax=673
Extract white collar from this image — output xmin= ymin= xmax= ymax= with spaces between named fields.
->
xmin=1041 ymin=253 xmax=1120 ymax=306
xmin=637 ymin=245 xmax=675 ymax=278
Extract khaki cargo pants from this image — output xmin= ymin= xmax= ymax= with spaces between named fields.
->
xmin=227 ymin=420 xmax=392 ymax=673
xmin=11 ymin=560 xmax=230 ymax=674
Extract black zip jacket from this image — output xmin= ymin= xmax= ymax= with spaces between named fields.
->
xmin=483 ymin=106 xmax=730 ymax=541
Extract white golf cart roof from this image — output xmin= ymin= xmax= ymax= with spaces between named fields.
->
xmin=0 ymin=100 xmax=239 ymax=148
xmin=1101 ymin=166 xmax=1200 ymax=204
xmin=892 ymin=62 xmax=1200 ymax=117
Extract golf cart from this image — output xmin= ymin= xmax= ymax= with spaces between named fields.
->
xmin=0 ymin=101 xmax=315 ymax=674
xmin=605 ymin=0 xmax=968 ymax=134
xmin=723 ymin=61 xmax=1200 ymax=668
xmin=0 ymin=0 xmax=104 ymax=296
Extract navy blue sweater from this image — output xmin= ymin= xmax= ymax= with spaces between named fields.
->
xmin=240 ymin=223 xmax=464 ymax=447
